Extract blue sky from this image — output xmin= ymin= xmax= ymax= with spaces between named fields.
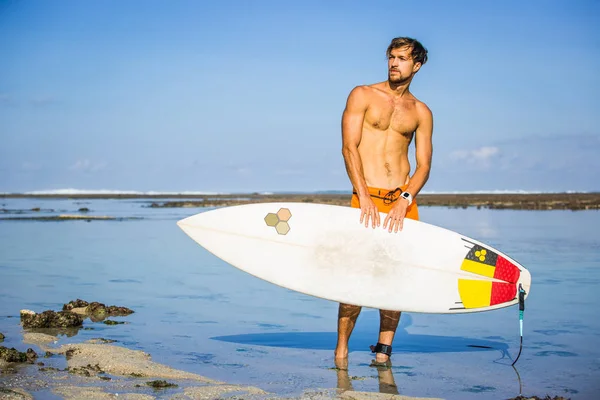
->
xmin=1 ymin=0 xmax=599 ymax=193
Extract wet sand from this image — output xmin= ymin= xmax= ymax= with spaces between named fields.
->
xmin=1 ymin=330 xmax=569 ymax=399
xmin=1 ymin=332 xmax=271 ymax=399
xmin=0 ymin=331 xmax=447 ymax=399
xmin=2 ymin=192 xmax=598 ymax=210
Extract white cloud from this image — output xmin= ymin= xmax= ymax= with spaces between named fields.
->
xmin=449 ymin=146 xmax=500 ymax=168
xmin=69 ymin=159 xmax=107 ymax=173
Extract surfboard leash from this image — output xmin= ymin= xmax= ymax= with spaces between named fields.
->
xmin=511 ymin=283 xmax=527 ymax=366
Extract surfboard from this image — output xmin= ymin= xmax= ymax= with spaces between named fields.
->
xmin=177 ymin=202 xmax=531 ymax=314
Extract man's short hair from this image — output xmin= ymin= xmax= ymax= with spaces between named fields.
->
xmin=386 ymin=37 xmax=428 ymax=65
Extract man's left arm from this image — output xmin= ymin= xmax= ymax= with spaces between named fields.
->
xmin=383 ymin=103 xmax=433 ymax=232
xmin=404 ymin=102 xmax=433 ymax=198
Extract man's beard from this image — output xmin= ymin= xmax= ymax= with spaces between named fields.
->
xmin=388 ymin=73 xmax=407 ymax=84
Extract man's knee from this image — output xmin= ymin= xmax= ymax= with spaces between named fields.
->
xmin=339 ymin=303 xmax=362 ymax=319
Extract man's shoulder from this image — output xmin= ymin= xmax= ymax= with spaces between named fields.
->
xmin=348 ymin=83 xmax=386 ymax=100
xmin=413 ymin=96 xmax=433 ymax=117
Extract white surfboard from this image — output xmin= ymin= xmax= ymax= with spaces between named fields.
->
xmin=177 ymin=203 xmax=531 ymax=314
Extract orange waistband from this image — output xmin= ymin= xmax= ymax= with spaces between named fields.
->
xmin=351 ymin=185 xmax=408 ymax=202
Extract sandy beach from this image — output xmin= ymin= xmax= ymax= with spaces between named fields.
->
xmin=1 ymin=331 xmax=442 ymax=400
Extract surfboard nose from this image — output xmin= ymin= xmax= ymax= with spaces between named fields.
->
xmin=177 ymin=211 xmax=210 ymax=230
xmin=177 ymin=214 xmax=203 ymax=236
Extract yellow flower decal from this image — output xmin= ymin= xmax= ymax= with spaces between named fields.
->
xmin=474 ymin=249 xmax=487 ymax=262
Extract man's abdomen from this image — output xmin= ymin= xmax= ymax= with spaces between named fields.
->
xmin=361 ymin=157 xmax=411 ymax=190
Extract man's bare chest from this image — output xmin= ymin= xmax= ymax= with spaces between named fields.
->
xmin=364 ymin=100 xmax=418 ymax=135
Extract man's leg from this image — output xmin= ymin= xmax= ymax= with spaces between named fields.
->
xmin=335 ymin=303 xmax=362 ymax=359
xmin=371 ymin=196 xmax=416 ymax=362
xmin=374 ymin=309 xmax=401 ymax=363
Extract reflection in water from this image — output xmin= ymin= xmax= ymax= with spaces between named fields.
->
xmin=369 ymin=359 xmax=399 ymax=395
xmin=335 ymin=357 xmax=399 ymax=395
xmin=25 ymin=326 xmax=83 ymax=338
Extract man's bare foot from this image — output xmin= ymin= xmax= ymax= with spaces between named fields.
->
xmin=334 ymin=357 xmax=349 ymax=371
xmin=370 ymin=358 xmax=392 ymax=370
xmin=334 ymin=347 xmax=348 ymax=360
xmin=375 ymin=353 xmax=390 ymax=363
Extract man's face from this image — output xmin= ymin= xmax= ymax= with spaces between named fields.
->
xmin=388 ymin=46 xmax=421 ymax=84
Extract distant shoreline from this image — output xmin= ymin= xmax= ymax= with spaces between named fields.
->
xmin=2 ymin=192 xmax=599 ymax=210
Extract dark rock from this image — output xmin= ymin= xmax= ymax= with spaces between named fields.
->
xmin=68 ymin=367 xmax=91 ymax=377
xmin=26 ymin=348 xmax=37 ymax=363
xmin=68 ymin=363 xmax=103 ymax=377
xmin=86 ymin=302 xmax=134 ymax=319
xmin=65 ymin=349 xmax=77 ymax=360
xmin=63 ymin=299 xmax=89 ymax=311
xmin=102 ymin=320 xmax=125 ymax=325
xmin=31 ymin=207 xmax=41 ymax=212
xmin=0 ymin=346 xmax=37 ymax=363
xmin=146 ymin=380 xmax=178 ymax=388
xmin=78 ymin=207 xmax=90 ymax=212
xmin=508 ymin=396 xmax=571 ymax=400
xmin=90 ymin=338 xmax=117 ymax=343
xmin=0 ymin=332 xmax=4 ymax=341
xmin=0 ymin=347 xmax=27 ymax=363
xmin=20 ymin=310 xmax=83 ymax=329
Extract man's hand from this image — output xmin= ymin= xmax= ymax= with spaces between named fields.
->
xmin=359 ymin=195 xmax=380 ymax=228
xmin=383 ymin=200 xmax=409 ymax=233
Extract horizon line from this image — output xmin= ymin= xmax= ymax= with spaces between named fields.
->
xmin=1 ymin=188 xmax=598 ymax=196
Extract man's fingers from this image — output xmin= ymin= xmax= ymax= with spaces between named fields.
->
xmin=387 ymin=215 xmax=400 ymax=233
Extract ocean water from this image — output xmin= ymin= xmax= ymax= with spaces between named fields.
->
xmin=0 ymin=198 xmax=599 ymax=399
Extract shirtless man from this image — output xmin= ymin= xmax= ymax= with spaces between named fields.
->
xmin=336 ymin=37 xmax=433 ymax=364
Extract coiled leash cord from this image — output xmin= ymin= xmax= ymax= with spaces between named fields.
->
xmin=511 ymin=284 xmax=527 ymax=366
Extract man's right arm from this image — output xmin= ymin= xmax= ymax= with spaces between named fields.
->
xmin=341 ymin=86 xmax=380 ymax=228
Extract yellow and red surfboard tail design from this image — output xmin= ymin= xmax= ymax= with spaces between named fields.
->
xmin=458 ymin=244 xmax=521 ymax=309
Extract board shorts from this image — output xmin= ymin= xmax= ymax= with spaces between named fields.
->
xmin=351 ymin=185 xmax=419 ymax=221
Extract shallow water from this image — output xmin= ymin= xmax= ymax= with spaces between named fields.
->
xmin=1 ymin=198 xmax=599 ymax=399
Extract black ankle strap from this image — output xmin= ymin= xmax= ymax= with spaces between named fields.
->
xmin=369 ymin=342 xmax=392 ymax=357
